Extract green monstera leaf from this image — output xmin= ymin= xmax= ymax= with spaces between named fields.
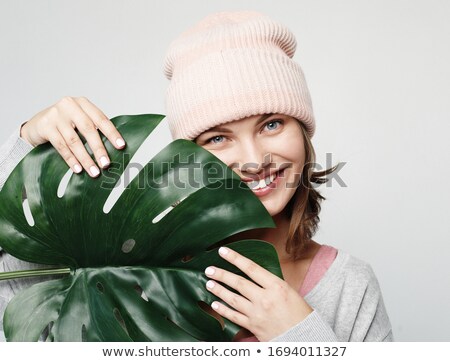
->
xmin=0 ymin=114 xmax=281 ymax=341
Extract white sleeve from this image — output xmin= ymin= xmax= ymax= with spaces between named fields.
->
xmin=270 ymin=309 xmax=338 ymax=342
xmin=0 ymin=121 xmax=34 ymax=192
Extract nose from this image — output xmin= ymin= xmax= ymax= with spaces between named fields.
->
xmin=237 ymin=140 xmax=272 ymax=176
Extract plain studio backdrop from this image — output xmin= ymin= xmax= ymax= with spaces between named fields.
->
xmin=0 ymin=0 xmax=449 ymax=342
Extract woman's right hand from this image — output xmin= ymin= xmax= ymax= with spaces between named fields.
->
xmin=20 ymin=96 xmax=126 ymax=178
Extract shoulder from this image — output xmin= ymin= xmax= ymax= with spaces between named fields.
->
xmin=333 ymin=248 xmax=382 ymax=290
xmin=323 ymin=248 xmax=387 ymax=317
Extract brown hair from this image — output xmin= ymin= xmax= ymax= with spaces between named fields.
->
xmin=284 ymin=122 xmax=341 ymax=260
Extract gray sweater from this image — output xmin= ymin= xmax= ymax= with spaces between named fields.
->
xmin=0 ymin=124 xmax=394 ymax=342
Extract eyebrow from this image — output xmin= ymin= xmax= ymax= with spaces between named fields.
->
xmin=201 ymin=114 xmax=274 ymax=135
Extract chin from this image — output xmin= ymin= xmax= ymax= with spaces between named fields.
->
xmin=260 ymin=199 xmax=287 ymax=217
xmin=258 ymin=186 xmax=297 ymax=217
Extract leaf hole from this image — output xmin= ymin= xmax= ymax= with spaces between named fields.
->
xmin=181 ymin=254 xmax=193 ymax=263
xmin=197 ymin=301 xmax=224 ymax=330
xmin=134 ymin=285 xmax=149 ymax=302
xmin=113 ymin=308 xmax=129 ymax=334
xmin=164 ymin=315 xmax=192 ymax=335
xmin=21 ymin=186 xmax=35 ymax=226
xmin=57 ymin=168 xmax=73 ymax=198
xmin=96 ymin=282 xmax=105 ymax=293
xmin=38 ymin=321 xmax=54 ymax=342
xmin=152 ymin=195 xmax=188 ymax=224
xmin=163 ymin=315 xmax=205 ymax=341
xmin=102 ymin=119 xmax=170 ymax=214
xmin=81 ymin=324 xmax=87 ymax=342
xmin=121 ymin=239 xmax=136 ymax=253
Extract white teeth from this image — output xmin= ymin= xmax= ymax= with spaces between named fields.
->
xmin=247 ymin=180 xmax=259 ymax=189
xmin=246 ymin=171 xmax=279 ymax=190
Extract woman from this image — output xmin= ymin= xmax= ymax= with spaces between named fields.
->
xmin=0 ymin=11 xmax=393 ymax=342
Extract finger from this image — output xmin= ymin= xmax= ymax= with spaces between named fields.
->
xmin=218 ymin=247 xmax=279 ymax=289
xmin=56 ymin=121 xmax=101 ymax=177
xmin=205 ymin=266 xmax=261 ymax=301
xmin=58 ymin=97 xmax=110 ymax=170
xmin=205 ymin=279 xmax=253 ymax=316
xmin=75 ymin=97 xmax=126 ymax=149
xmin=210 ymin=301 xmax=250 ymax=330
xmin=46 ymin=129 xmax=85 ymax=175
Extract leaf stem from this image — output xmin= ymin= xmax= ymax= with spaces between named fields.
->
xmin=0 ymin=267 xmax=71 ymax=281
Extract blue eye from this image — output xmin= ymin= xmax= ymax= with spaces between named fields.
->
xmin=207 ymin=135 xmax=224 ymax=144
xmin=265 ymin=120 xmax=282 ymax=131
xmin=204 ymin=120 xmax=282 ymax=145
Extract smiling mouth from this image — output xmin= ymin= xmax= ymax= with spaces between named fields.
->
xmin=244 ymin=169 xmax=284 ymax=190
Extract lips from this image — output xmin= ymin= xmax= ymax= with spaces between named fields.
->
xmin=240 ymin=168 xmax=284 ymax=182
xmin=242 ymin=169 xmax=283 ymax=190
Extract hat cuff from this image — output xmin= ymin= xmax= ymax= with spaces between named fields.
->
xmin=165 ymin=48 xmax=315 ymax=140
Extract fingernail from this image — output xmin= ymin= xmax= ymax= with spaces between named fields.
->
xmin=206 ymin=280 xmax=215 ymax=289
xmin=211 ymin=302 xmax=219 ymax=310
xmin=116 ymin=138 xmax=125 ymax=147
xmin=73 ymin=164 xmax=82 ymax=173
xmin=100 ymin=156 xmax=109 ymax=167
xmin=205 ymin=267 xmax=215 ymax=276
xmin=90 ymin=165 xmax=100 ymax=177
xmin=219 ymin=247 xmax=229 ymax=256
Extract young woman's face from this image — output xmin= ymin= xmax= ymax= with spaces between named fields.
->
xmin=195 ymin=114 xmax=306 ymax=217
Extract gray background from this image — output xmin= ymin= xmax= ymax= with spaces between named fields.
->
xmin=1 ymin=0 xmax=449 ymax=341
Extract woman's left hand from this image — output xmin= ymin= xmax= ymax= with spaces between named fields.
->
xmin=204 ymin=246 xmax=314 ymax=341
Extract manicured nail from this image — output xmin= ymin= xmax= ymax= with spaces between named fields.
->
xmin=205 ymin=267 xmax=215 ymax=276
xmin=116 ymin=138 xmax=125 ymax=147
xmin=211 ymin=302 xmax=219 ymax=310
xmin=73 ymin=164 xmax=82 ymax=173
xmin=219 ymin=247 xmax=229 ymax=256
xmin=90 ymin=165 xmax=100 ymax=177
xmin=206 ymin=280 xmax=215 ymax=289
xmin=100 ymin=156 xmax=109 ymax=167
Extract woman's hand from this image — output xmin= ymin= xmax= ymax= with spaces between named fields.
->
xmin=20 ymin=96 xmax=126 ymax=178
xmin=204 ymin=246 xmax=314 ymax=341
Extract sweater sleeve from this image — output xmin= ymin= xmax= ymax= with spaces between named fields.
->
xmin=0 ymin=122 xmax=34 ymax=341
xmin=270 ymin=264 xmax=393 ymax=342
xmin=270 ymin=309 xmax=338 ymax=342
xmin=0 ymin=122 xmax=34 ymax=192
xmin=354 ymin=265 xmax=394 ymax=342
xmin=0 ymin=122 xmax=34 ymax=252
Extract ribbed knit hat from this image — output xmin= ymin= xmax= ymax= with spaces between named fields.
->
xmin=163 ymin=10 xmax=316 ymax=141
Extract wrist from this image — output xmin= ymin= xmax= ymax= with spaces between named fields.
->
xmin=20 ymin=121 xmax=35 ymax=147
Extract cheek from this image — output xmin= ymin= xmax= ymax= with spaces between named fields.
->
xmin=205 ymin=149 xmax=238 ymax=171
xmin=274 ymin=132 xmax=305 ymax=167
xmin=275 ymin=137 xmax=306 ymax=190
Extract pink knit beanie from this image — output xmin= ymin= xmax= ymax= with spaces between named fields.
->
xmin=163 ymin=10 xmax=316 ymax=141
